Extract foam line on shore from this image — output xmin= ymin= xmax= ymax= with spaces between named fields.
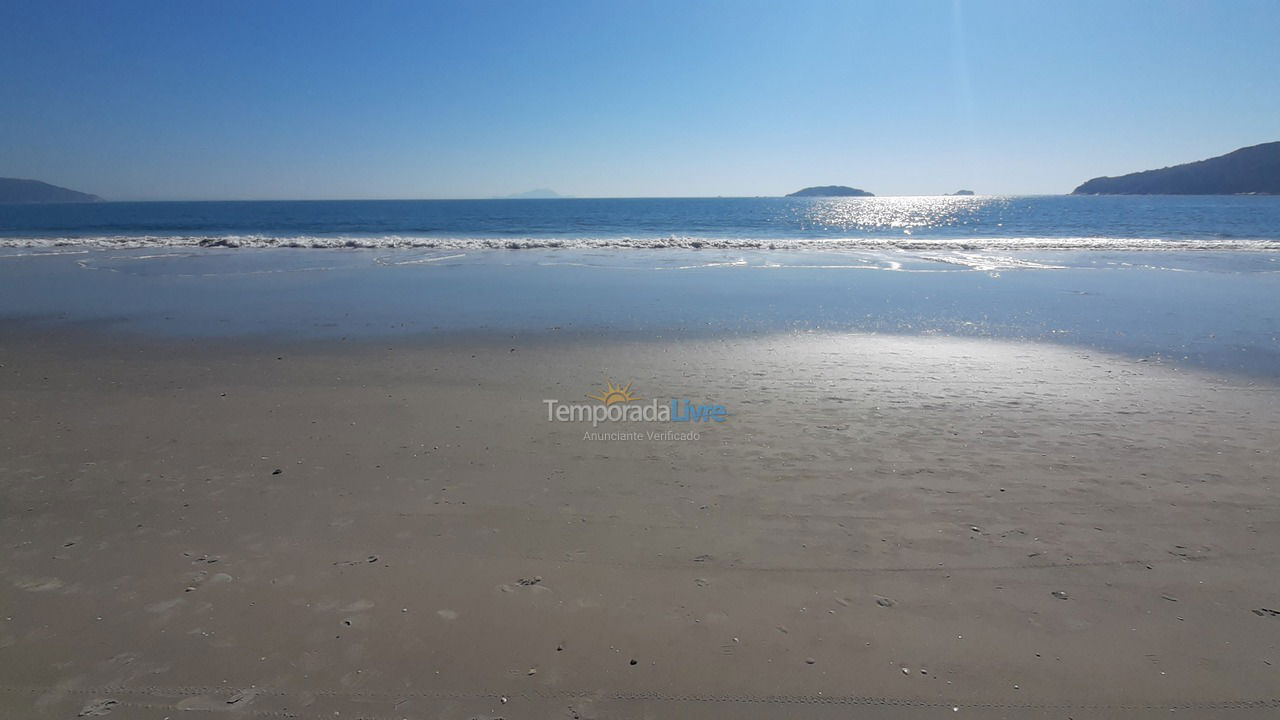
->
xmin=4 ymin=234 xmax=1280 ymax=251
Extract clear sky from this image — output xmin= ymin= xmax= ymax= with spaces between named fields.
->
xmin=2 ymin=0 xmax=1277 ymax=200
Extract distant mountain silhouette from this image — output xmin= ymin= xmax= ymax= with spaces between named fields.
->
xmin=0 ymin=178 xmax=102 ymax=203
xmin=1072 ymin=142 xmax=1280 ymax=195
xmin=949 ymin=189 xmax=975 ymax=196
xmin=786 ymin=185 xmax=874 ymax=197
xmin=498 ymin=188 xmax=570 ymax=199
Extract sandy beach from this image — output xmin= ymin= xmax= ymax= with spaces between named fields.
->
xmin=2 ymin=324 xmax=1278 ymax=718
xmin=6 ymin=0 xmax=1280 ymax=715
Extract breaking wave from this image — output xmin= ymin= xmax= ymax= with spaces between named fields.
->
xmin=3 ymin=235 xmax=1280 ymax=251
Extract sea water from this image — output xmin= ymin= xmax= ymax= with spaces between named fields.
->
xmin=2 ymin=195 xmax=1280 ymax=251
xmin=1 ymin=195 xmax=1278 ymax=377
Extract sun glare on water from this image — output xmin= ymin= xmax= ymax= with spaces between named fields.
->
xmin=795 ymin=195 xmax=1002 ymax=234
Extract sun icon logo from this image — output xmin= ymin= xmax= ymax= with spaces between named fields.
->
xmin=587 ymin=380 xmax=641 ymax=406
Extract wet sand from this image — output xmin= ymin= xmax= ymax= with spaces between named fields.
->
xmin=2 ymin=327 xmax=1279 ymax=718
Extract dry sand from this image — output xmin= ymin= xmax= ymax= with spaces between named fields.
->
xmin=1 ymin=328 xmax=1279 ymax=718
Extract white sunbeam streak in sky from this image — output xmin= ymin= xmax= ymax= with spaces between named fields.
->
xmin=950 ymin=0 xmax=982 ymax=191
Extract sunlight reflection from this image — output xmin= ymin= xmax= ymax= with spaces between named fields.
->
xmin=788 ymin=196 xmax=1006 ymax=234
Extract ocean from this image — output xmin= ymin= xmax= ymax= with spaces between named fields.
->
xmin=2 ymin=195 xmax=1280 ymax=251
xmin=2 ymin=195 xmax=1279 ymax=377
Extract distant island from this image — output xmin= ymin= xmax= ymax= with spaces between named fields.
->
xmin=1072 ymin=141 xmax=1280 ymax=195
xmin=786 ymin=185 xmax=874 ymax=197
xmin=498 ymin=189 xmax=571 ymax=199
xmin=0 ymin=178 xmax=102 ymax=204
xmin=949 ymin=189 xmax=975 ymax=196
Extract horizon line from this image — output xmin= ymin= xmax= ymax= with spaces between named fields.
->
xmin=75 ymin=193 xmax=1066 ymax=203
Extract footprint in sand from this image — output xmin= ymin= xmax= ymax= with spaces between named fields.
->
xmin=78 ymin=698 xmax=118 ymax=717
xmin=186 ymin=570 xmax=207 ymax=592
xmin=15 ymin=577 xmax=63 ymax=592
xmin=146 ymin=598 xmax=184 ymax=613
xmin=498 ymin=577 xmax=551 ymax=594
xmin=226 ymin=688 xmax=259 ymax=705
xmin=334 ymin=555 xmax=380 ymax=566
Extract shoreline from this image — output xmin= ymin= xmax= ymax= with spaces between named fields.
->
xmin=2 ymin=247 xmax=1279 ymax=380
xmin=5 ymin=236 xmax=1280 ymax=252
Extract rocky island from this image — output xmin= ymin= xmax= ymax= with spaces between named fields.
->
xmin=786 ymin=185 xmax=874 ymax=197
xmin=949 ymin=189 xmax=975 ymax=196
xmin=1072 ymin=141 xmax=1279 ymax=195
xmin=0 ymin=178 xmax=102 ymax=204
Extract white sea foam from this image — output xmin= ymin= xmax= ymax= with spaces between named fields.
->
xmin=0 ymin=248 xmax=91 ymax=257
xmin=2 ymin=234 xmax=1280 ymax=252
xmin=913 ymin=253 xmax=1069 ymax=270
xmin=373 ymin=253 xmax=468 ymax=266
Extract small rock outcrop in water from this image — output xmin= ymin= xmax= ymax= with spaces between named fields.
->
xmin=786 ymin=185 xmax=875 ymax=197
xmin=950 ymin=189 xmax=975 ymax=196
xmin=1072 ymin=141 xmax=1280 ymax=195
xmin=0 ymin=178 xmax=102 ymax=203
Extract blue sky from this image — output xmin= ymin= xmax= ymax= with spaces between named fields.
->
xmin=2 ymin=0 xmax=1277 ymax=199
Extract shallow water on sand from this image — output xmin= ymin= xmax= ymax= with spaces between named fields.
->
xmin=1 ymin=247 xmax=1278 ymax=379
